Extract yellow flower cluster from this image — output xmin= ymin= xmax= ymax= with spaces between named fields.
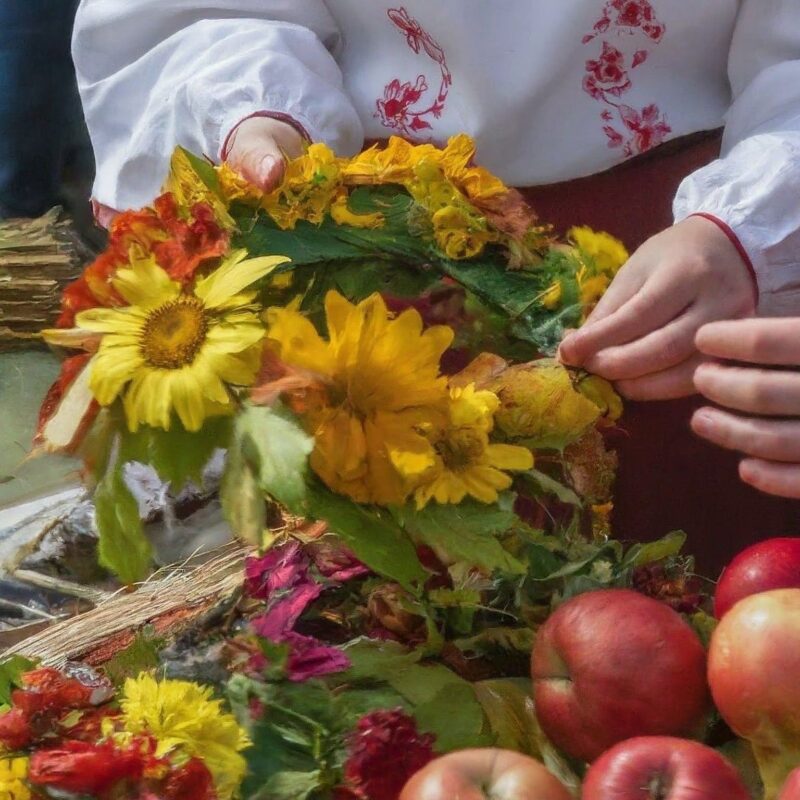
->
xmin=214 ymin=134 xmax=529 ymax=260
xmin=0 ymin=758 xmax=30 ymax=800
xmin=265 ymin=290 xmax=533 ymax=507
xmin=541 ymin=226 xmax=629 ymax=318
xmin=120 ymin=674 xmax=250 ymax=800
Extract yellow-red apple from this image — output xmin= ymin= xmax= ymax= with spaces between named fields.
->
xmin=780 ymin=768 xmax=800 ymax=799
xmin=399 ymin=749 xmax=571 ymax=800
xmin=709 ymin=588 xmax=800 ymax=799
xmin=532 ymin=589 xmax=709 ymax=763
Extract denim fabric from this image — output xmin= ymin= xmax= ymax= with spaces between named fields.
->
xmin=0 ymin=0 xmax=87 ymax=218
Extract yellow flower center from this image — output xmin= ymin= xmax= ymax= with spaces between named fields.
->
xmin=141 ymin=297 xmax=208 ymax=369
xmin=436 ymin=428 xmax=485 ymax=471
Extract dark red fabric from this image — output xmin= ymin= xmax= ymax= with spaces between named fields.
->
xmin=520 ymin=130 xmax=799 ymax=577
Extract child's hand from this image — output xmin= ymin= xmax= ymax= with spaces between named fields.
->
xmin=224 ymin=116 xmax=305 ymax=191
xmin=558 ymin=216 xmax=757 ymax=400
xmin=692 ymin=318 xmax=800 ymax=499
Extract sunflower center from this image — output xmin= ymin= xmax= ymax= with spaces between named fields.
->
xmin=141 ymin=297 xmax=208 ymax=369
xmin=437 ymin=429 xmax=485 ymax=471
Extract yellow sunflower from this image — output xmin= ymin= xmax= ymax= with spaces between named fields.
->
xmin=46 ymin=250 xmax=288 ymax=432
xmin=265 ymin=290 xmax=453 ymax=505
xmin=408 ymin=384 xmax=534 ymax=508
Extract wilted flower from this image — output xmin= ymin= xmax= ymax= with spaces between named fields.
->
xmin=366 ymin=583 xmax=428 ymax=643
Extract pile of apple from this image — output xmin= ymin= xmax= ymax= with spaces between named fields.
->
xmin=400 ymin=538 xmax=800 ymax=800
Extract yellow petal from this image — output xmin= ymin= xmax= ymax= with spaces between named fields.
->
xmin=112 ymin=255 xmax=181 ymax=308
xmin=485 ymin=443 xmax=534 ymax=471
xmin=195 ymin=250 xmax=290 ymax=309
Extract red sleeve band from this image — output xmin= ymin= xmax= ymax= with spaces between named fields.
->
xmin=689 ymin=212 xmax=759 ymax=302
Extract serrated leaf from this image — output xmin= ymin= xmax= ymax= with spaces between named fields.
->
xmin=393 ymin=501 xmax=525 ymax=576
xmin=306 ymin=483 xmax=426 ymax=591
xmin=94 ymin=437 xmax=153 ymax=585
xmin=257 ymin=771 xmax=322 ymax=800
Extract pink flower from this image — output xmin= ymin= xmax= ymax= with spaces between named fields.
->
xmin=251 ymin=582 xmax=324 ymax=640
xmin=306 ymin=538 xmax=370 ymax=583
xmin=282 ymin=632 xmax=351 ymax=682
xmin=342 ymin=709 xmax=436 ymax=800
xmin=245 ymin=541 xmax=310 ymax=600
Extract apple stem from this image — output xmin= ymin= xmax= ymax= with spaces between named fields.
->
xmin=752 ymin=740 xmax=799 ymax=800
xmin=647 ymin=774 xmax=669 ymax=800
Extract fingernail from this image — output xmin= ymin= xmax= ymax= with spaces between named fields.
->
xmin=257 ymin=155 xmax=279 ymax=185
xmin=692 ymin=410 xmax=715 ymax=435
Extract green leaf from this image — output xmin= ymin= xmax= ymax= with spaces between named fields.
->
xmin=234 ymin=403 xmax=314 ymax=514
xmin=339 ymin=640 xmax=491 ymax=751
xmin=690 ymin=610 xmax=718 ymax=649
xmin=94 ymin=437 xmax=153 ymax=585
xmin=473 ymin=678 xmax=542 ymax=756
xmin=306 ymin=483 xmax=426 ymax=591
xmin=119 ymin=416 xmax=231 ymax=492
xmin=0 ymin=655 xmax=35 ymax=709
xmin=531 ymin=542 xmax=617 ymax=583
xmin=524 ymin=470 xmax=582 ymax=506
xmin=221 ymin=445 xmax=266 ymax=546
xmin=177 ymin=146 xmax=225 ymax=197
xmin=393 ymin=501 xmax=525 ymax=576
xmin=622 ymin=531 xmax=687 ymax=569
xmin=257 ymin=772 xmax=323 ymax=800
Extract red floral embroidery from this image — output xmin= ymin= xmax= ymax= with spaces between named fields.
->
xmin=582 ymin=1 xmax=671 ymax=157
xmin=375 ymin=8 xmax=451 ymax=138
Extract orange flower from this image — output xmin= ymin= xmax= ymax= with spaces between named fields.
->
xmin=58 ymin=194 xmax=229 ymax=327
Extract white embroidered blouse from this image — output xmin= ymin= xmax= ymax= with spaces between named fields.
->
xmin=73 ymin=0 xmax=800 ymax=312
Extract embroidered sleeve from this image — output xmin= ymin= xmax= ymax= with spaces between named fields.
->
xmin=673 ymin=0 xmax=800 ymax=315
xmin=73 ymin=0 xmax=364 ymax=211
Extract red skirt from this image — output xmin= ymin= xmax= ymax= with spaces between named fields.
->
xmin=520 ymin=130 xmax=799 ymax=576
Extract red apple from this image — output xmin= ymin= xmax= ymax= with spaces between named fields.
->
xmin=780 ymin=768 xmax=800 ymax=799
xmin=400 ymin=749 xmax=571 ymax=800
xmin=709 ymin=588 xmax=800 ymax=800
xmin=582 ymin=737 xmax=750 ymax=800
xmin=532 ymin=588 xmax=709 ymax=763
xmin=715 ymin=537 xmax=800 ymax=618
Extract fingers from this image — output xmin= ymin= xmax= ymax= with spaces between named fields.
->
xmin=616 ymin=353 xmax=703 ymax=401
xmin=225 ymin=116 xmax=305 ymax=192
xmin=559 ymin=270 xmax=693 ymax=368
xmin=692 ymin=407 xmax=800 ymax=462
xmin=579 ymin=260 xmax=640 ymax=327
xmin=694 ymin=363 xmax=800 ymax=416
xmin=696 ymin=318 xmax=800 ymax=366
xmin=739 ymin=458 xmax=800 ymax=499
xmin=583 ymin=309 xmax=704 ymax=381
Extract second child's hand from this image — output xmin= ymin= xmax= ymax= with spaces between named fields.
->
xmin=558 ymin=216 xmax=757 ymax=401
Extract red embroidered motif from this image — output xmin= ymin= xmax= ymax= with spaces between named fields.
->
xmin=375 ymin=8 xmax=451 ymax=138
xmin=582 ymin=1 xmax=671 ymax=157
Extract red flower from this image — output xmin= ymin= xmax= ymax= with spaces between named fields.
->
xmin=163 ymin=758 xmax=218 ymax=800
xmin=0 ymin=707 xmax=34 ymax=750
xmin=583 ymin=42 xmax=631 ymax=100
xmin=13 ymin=667 xmax=112 ymax=717
xmin=343 ymin=709 xmax=435 ymax=800
xmin=29 ymin=740 xmax=145 ymax=795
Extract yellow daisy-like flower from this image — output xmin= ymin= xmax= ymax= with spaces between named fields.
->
xmin=266 ymin=290 xmax=453 ymax=505
xmin=216 ymin=161 xmax=265 ymax=207
xmin=121 ymin=674 xmax=250 ymax=800
xmin=341 ymin=136 xmax=437 ymax=186
xmin=438 ymin=134 xmax=508 ymax=203
xmin=568 ymin=226 xmax=629 ymax=276
xmin=410 ymin=384 xmax=534 ymax=509
xmin=46 ymin=250 xmax=288 ymax=432
xmin=0 ymin=757 xmax=30 ymax=800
